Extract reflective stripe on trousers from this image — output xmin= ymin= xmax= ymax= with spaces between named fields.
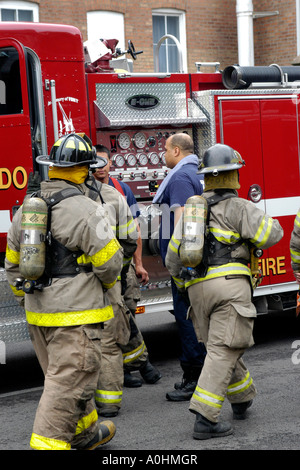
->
xmin=192 ymin=371 xmax=254 ymax=410
xmin=123 ymin=341 xmax=146 ymax=365
xmin=95 ymin=389 xmax=123 ymax=405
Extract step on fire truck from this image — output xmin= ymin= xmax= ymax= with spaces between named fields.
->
xmin=0 ymin=22 xmax=299 ymax=344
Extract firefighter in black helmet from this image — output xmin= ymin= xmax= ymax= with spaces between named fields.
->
xmin=5 ymin=133 xmax=123 ymax=450
xmin=166 ymin=143 xmax=283 ymax=440
xmin=199 ymin=143 xmax=245 ymax=175
xmin=38 ymin=132 xmax=97 ymax=166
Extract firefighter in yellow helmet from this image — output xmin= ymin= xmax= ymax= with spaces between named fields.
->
xmin=5 ymin=133 xmax=123 ymax=450
xmin=165 ymin=143 xmax=283 ymax=439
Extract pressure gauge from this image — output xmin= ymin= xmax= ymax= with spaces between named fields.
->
xmin=160 ymin=151 xmax=166 ymax=165
xmin=147 ymin=136 xmax=156 ymax=148
xmin=112 ymin=154 xmax=125 ymax=168
xmin=117 ymin=132 xmax=131 ymax=150
xmin=133 ymin=132 xmax=147 ymax=149
xmin=137 ymin=153 xmax=148 ymax=166
xmin=149 ymin=152 xmax=160 ymax=165
xmin=125 ymin=153 xmax=137 ymax=167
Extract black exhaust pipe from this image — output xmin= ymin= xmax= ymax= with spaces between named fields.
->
xmin=222 ymin=65 xmax=300 ymax=90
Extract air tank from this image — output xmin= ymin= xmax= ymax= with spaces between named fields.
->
xmin=19 ymin=197 xmax=48 ymax=280
xmin=180 ymin=195 xmax=208 ymax=268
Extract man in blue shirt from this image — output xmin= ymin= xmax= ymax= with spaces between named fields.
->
xmin=153 ymin=133 xmax=206 ymax=401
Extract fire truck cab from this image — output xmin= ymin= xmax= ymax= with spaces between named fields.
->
xmin=0 ymin=22 xmax=299 ymax=343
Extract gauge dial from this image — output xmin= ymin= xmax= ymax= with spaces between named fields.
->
xmin=147 ymin=136 xmax=156 ymax=148
xmin=133 ymin=132 xmax=147 ymax=149
xmin=137 ymin=153 xmax=148 ymax=166
xmin=125 ymin=153 xmax=137 ymax=167
xmin=160 ymin=151 xmax=166 ymax=165
xmin=117 ymin=132 xmax=131 ymax=150
xmin=149 ymin=152 xmax=160 ymax=165
xmin=112 ymin=154 xmax=125 ymax=168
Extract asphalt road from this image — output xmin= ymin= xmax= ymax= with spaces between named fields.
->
xmin=1 ymin=308 xmax=300 ymax=455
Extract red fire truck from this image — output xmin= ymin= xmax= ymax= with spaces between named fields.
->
xmin=0 ymin=21 xmax=299 ymax=343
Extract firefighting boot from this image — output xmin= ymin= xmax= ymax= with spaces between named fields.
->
xmin=98 ymin=405 xmax=119 ymax=417
xmin=231 ymin=400 xmax=253 ymax=420
xmin=139 ymin=359 xmax=162 ymax=384
xmin=166 ymin=365 xmax=201 ymax=401
xmin=193 ymin=413 xmax=233 ymax=440
xmin=166 ymin=379 xmax=197 ymax=401
xmin=78 ymin=421 xmax=116 ymax=450
xmin=124 ymin=370 xmax=143 ymax=388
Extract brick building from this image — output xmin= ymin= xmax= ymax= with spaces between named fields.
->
xmin=0 ymin=0 xmax=299 ymax=71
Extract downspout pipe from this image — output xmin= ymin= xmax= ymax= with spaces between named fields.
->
xmin=236 ymin=0 xmax=254 ymax=66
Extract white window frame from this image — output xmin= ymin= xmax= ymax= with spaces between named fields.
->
xmin=87 ymin=11 xmax=125 ymax=52
xmin=0 ymin=0 xmax=39 ymax=22
xmin=297 ymin=0 xmax=300 ymax=55
xmin=152 ymin=8 xmax=187 ymax=73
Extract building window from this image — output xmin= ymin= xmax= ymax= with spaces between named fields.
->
xmin=152 ymin=9 xmax=187 ymax=73
xmin=0 ymin=46 xmax=23 ymax=115
xmin=0 ymin=1 xmax=38 ymax=22
xmin=87 ymin=11 xmax=125 ymax=51
xmin=297 ymin=0 xmax=300 ymax=55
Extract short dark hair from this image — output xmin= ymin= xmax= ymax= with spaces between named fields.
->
xmin=95 ymin=145 xmax=110 ymax=158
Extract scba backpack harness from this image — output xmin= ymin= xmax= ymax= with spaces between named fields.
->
xmin=19 ymin=187 xmax=91 ymax=293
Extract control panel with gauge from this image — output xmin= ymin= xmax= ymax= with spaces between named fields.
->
xmin=96 ymin=128 xmax=192 ymax=200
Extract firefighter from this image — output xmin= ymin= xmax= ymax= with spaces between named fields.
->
xmin=5 ymin=133 xmax=123 ymax=450
xmin=84 ymin=150 xmax=160 ymax=418
xmin=165 ymin=143 xmax=284 ymax=439
xmin=290 ymin=210 xmax=300 ymax=284
xmin=90 ymin=145 xmax=161 ymax=392
xmin=152 ymin=133 xmax=206 ymax=401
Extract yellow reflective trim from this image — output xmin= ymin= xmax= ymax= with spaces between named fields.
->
xmin=291 ymin=248 xmax=300 ymax=263
xmin=9 ymin=284 xmax=25 ymax=297
xmin=250 ymin=217 xmax=273 ymax=248
xmin=117 ymin=218 xmax=136 ymax=237
xmin=192 ymin=386 xmax=224 ymax=409
xmin=30 ymin=433 xmax=71 ymax=450
xmin=26 ymin=305 xmax=114 ymax=327
xmin=95 ymin=389 xmax=123 ymax=404
xmin=5 ymin=246 xmax=20 ymax=265
xmin=90 ymin=238 xmax=121 ymax=267
xmin=171 ymin=235 xmax=180 ymax=246
xmin=75 ymin=409 xmax=98 ymax=436
xmin=210 ymin=227 xmax=240 ymax=244
xmin=123 ymin=341 xmax=146 ymax=364
xmin=295 ymin=212 xmax=300 ymax=228
xmin=77 ymin=239 xmax=121 ymax=267
xmin=227 ymin=371 xmax=253 ymax=396
xmin=169 ymin=243 xmax=178 ymax=254
xmin=77 ymin=253 xmax=90 ymax=265
xmin=169 ymin=235 xmax=180 ymax=254
xmin=172 ymin=276 xmax=185 ymax=289
xmin=185 ymin=263 xmax=251 ymax=288
xmin=102 ymin=279 xmax=117 ymax=289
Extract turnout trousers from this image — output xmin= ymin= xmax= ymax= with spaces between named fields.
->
xmin=28 ymin=323 xmax=102 ymax=450
xmin=123 ymin=263 xmax=148 ymax=371
xmin=188 ymin=275 xmax=257 ymax=423
xmin=95 ymin=280 xmax=148 ymax=413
